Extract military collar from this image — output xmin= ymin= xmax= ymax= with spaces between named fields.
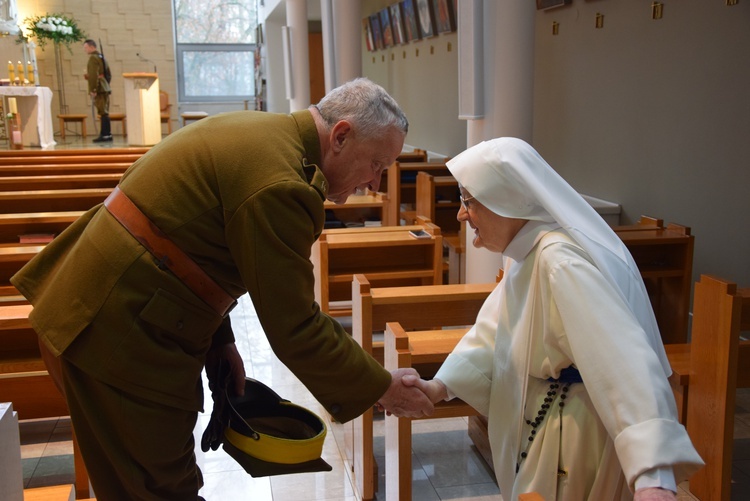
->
xmin=291 ymin=110 xmax=321 ymax=168
xmin=292 ymin=110 xmax=328 ymax=199
xmin=302 ymin=160 xmax=328 ymax=199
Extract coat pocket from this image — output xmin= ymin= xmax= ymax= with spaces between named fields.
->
xmin=139 ymin=288 xmax=222 ymax=355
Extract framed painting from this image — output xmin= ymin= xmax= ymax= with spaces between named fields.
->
xmin=370 ymin=13 xmax=384 ymax=50
xmin=432 ymin=0 xmax=455 ymax=34
xmin=380 ymin=8 xmax=394 ymax=48
xmin=401 ymin=0 xmax=421 ymax=43
xmin=416 ymin=0 xmax=436 ymax=38
xmin=362 ymin=17 xmax=375 ymax=52
xmin=390 ymin=2 xmax=406 ymax=46
xmin=536 ymin=0 xmax=571 ymax=10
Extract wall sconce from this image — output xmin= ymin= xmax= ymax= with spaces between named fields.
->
xmin=403 ymin=51 xmax=406 ymax=59
xmin=595 ymin=13 xmax=604 ymax=29
xmin=391 ymin=53 xmax=394 ymax=61
xmin=447 ymin=42 xmax=452 ymax=52
xmin=416 ymin=48 xmax=419 ymax=57
xmin=430 ymin=45 xmax=435 ymax=55
xmin=552 ymin=21 xmax=559 ymax=35
xmin=652 ymin=2 xmax=664 ymax=19
xmin=726 ymin=0 xmax=738 ymax=5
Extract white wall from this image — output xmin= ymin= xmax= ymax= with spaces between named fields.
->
xmin=532 ymin=0 xmax=750 ymax=288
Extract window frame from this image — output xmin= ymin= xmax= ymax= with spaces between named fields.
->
xmin=175 ymin=43 xmax=256 ymax=103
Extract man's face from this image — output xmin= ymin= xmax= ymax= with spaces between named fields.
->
xmin=323 ymin=122 xmax=405 ymax=204
xmin=83 ymin=43 xmax=96 ymax=55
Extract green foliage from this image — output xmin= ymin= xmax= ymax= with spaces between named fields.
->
xmin=17 ymin=14 xmax=86 ymax=52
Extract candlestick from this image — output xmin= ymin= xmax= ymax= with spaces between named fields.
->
xmin=8 ymin=97 xmax=18 ymax=114
xmin=17 ymin=61 xmax=25 ymax=84
xmin=27 ymin=62 xmax=34 ymax=85
xmin=28 ymin=41 xmax=40 ymax=87
xmin=8 ymin=61 xmax=15 ymax=83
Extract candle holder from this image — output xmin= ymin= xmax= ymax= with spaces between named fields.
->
xmin=8 ymin=113 xmax=23 ymax=150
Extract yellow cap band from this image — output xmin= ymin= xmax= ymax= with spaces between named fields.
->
xmin=223 ymin=402 xmax=327 ymax=465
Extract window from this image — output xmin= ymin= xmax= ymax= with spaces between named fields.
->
xmin=173 ymin=0 xmax=258 ymax=102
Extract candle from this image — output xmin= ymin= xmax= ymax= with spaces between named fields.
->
xmin=8 ymin=97 xmax=18 ymax=114
xmin=27 ymin=62 xmax=34 ymax=85
xmin=17 ymin=61 xmax=24 ymax=83
xmin=8 ymin=61 xmax=15 ymax=82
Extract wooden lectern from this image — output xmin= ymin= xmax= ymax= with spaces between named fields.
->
xmin=122 ymin=73 xmax=161 ymax=146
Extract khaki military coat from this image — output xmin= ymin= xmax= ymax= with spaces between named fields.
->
xmin=12 ymin=110 xmax=390 ymax=420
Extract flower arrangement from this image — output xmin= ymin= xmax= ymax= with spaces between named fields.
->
xmin=18 ymin=14 xmax=86 ymax=51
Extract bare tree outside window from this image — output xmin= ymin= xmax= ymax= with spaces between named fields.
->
xmin=174 ymin=0 xmax=257 ymax=102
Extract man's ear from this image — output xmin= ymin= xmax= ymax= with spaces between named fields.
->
xmin=330 ymin=120 xmax=352 ymax=153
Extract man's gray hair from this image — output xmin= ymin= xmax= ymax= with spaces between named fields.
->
xmin=315 ymin=77 xmax=408 ymax=139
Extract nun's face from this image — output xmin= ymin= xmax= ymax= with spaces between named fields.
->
xmin=457 ymin=188 xmax=527 ymax=253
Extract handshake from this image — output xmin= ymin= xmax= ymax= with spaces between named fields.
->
xmin=375 ymin=368 xmax=449 ymax=418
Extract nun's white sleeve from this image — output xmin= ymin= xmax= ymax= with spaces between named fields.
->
xmin=544 ymin=245 xmax=703 ymax=490
xmin=434 ymin=283 xmax=504 ymax=417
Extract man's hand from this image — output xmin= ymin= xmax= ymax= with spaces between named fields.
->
xmin=634 ymin=487 xmax=676 ymax=501
xmin=401 ymin=374 xmax=448 ymax=404
xmin=376 ymin=368 xmax=434 ymax=418
xmin=205 ymin=342 xmax=246 ymax=396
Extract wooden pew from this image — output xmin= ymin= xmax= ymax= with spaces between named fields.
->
xmin=415 ymin=172 xmax=465 ymax=283
xmin=0 ymin=153 xmax=143 ymax=166
xmin=0 ymin=188 xmax=111 ymax=214
xmin=383 ymin=322 xmax=477 ymax=500
xmin=311 ymin=223 xmax=444 ymax=318
xmin=0 ymin=163 xmax=132 ymax=177
xmin=376 ymin=149 xmax=428 ymax=200
xmin=415 ymin=172 xmax=461 ymax=236
xmin=349 ymin=274 xmax=495 ymax=500
xmin=0 ymin=304 xmax=90 ymax=499
xmin=0 ymin=173 xmax=122 ymax=191
xmin=386 ymin=161 xmax=450 ymax=225
xmin=0 ymin=211 xmax=83 ymax=245
xmin=682 ymin=275 xmax=750 ymax=501
xmin=323 ymin=190 xmax=391 ymax=228
xmin=0 ymin=147 xmax=149 ymax=158
xmin=616 ymin=219 xmax=694 ymax=344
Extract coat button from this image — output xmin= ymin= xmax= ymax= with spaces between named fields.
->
xmin=176 ymin=321 xmax=184 ymax=330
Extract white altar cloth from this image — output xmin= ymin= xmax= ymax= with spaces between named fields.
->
xmin=0 ymin=86 xmax=56 ymax=149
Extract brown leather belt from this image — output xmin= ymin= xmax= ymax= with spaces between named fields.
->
xmin=104 ymin=186 xmax=237 ymax=317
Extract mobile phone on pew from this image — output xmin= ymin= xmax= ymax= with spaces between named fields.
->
xmin=408 ymin=229 xmax=431 ymax=239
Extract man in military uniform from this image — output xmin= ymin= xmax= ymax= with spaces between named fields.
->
xmin=83 ymin=39 xmax=112 ymax=142
xmin=12 ymin=78 xmax=433 ymax=500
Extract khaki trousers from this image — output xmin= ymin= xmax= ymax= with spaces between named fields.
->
xmin=60 ymin=358 xmax=204 ymax=500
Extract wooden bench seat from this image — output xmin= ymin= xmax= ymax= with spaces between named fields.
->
xmin=323 ymin=190 xmax=391 ymax=228
xmin=0 ymin=154 xmax=143 ymax=166
xmin=0 ymin=147 xmax=148 ymax=158
xmin=312 ymin=223 xmax=443 ymax=318
xmin=386 ymin=161 xmax=450 ymax=225
xmin=0 ymin=188 xmax=111 ymax=214
xmin=0 ymin=244 xmax=45 ymax=285
xmin=383 ymin=322 xmax=478 ymax=500
xmin=0 ymin=173 xmax=122 ymax=191
xmin=0 ymin=303 xmax=90 ymax=499
xmin=415 ymin=172 xmax=465 ymax=283
xmin=0 ymin=163 xmax=132 ymax=177
xmin=349 ymin=274 xmax=495 ymax=500
xmin=0 ymin=211 xmax=83 ymax=244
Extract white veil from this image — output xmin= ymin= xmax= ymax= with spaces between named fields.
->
xmin=446 ymin=137 xmax=670 ymax=374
